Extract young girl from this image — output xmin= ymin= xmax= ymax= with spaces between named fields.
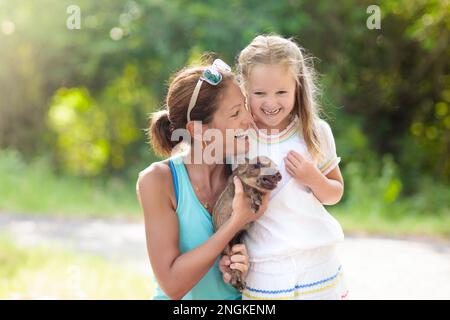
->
xmin=235 ymin=35 xmax=348 ymax=300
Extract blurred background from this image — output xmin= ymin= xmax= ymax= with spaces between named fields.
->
xmin=0 ymin=0 xmax=449 ymax=299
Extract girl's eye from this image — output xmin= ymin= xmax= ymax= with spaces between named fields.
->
xmin=254 ymin=92 xmax=264 ymax=96
xmin=277 ymin=91 xmax=287 ymax=95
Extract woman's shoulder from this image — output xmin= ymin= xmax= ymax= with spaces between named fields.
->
xmin=136 ymin=159 xmax=177 ymax=210
xmin=137 ymin=159 xmax=172 ymax=192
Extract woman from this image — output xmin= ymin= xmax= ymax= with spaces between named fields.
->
xmin=136 ymin=59 xmax=269 ymax=300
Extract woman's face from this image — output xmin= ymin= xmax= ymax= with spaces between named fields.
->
xmin=207 ymin=82 xmax=252 ymax=158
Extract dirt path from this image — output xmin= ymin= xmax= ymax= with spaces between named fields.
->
xmin=1 ymin=213 xmax=449 ymax=300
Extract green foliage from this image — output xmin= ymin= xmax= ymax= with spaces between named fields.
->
xmin=46 ymin=65 xmax=156 ymax=176
xmin=1 ymin=0 xmax=448 ymax=180
xmin=342 ymin=154 xmax=403 ymax=210
xmin=47 ymin=88 xmax=109 ymax=176
xmin=98 ymin=64 xmax=157 ymax=171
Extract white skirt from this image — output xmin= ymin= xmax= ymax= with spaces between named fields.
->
xmin=242 ymin=245 xmax=348 ymax=300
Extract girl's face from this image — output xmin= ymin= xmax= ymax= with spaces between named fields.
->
xmin=247 ymin=64 xmax=297 ymax=132
xmin=208 ymin=82 xmax=252 ymax=156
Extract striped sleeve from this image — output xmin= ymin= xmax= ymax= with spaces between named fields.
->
xmin=316 ymin=120 xmax=341 ymax=175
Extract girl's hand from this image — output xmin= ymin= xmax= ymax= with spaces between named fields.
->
xmin=284 ymin=150 xmax=322 ymax=188
xmin=230 ymin=176 xmax=269 ymax=228
xmin=219 ymin=244 xmax=250 ymax=284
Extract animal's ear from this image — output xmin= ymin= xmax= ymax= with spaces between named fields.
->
xmin=244 ymin=157 xmax=250 ymax=164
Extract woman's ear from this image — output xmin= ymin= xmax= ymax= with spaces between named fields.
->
xmin=185 ymin=120 xmax=209 ymax=141
xmin=185 ymin=121 xmax=195 ymax=137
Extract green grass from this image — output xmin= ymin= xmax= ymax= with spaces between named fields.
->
xmin=0 ymin=238 xmax=155 ymax=299
xmin=0 ymin=149 xmax=141 ymax=218
xmin=332 ymin=207 xmax=450 ymax=240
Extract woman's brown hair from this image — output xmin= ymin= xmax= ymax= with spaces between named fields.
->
xmin=149 ymin=65 xmax=235 ymax=157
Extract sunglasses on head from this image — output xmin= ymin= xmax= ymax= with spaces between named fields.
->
xmin=187 ymin=59 xmax=231 ymax=122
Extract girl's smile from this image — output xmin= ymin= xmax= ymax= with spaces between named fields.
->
xmin=261 ymin=107 xmax=282 ymax=116
xmin=247 ymin=64 xmax=297 ymax=133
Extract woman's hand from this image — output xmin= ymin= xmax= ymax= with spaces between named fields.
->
xmin=284 ymin=150 xmax=322 ymax=188
xmin=229 ymin=176 xmax=270 ymax=228
xmin=219 ymin=243 xmax=250 ymax=284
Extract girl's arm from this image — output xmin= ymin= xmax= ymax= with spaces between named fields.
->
xmin=285 ymin=151 xmax=344 ymax=205
xmin=308 ymin=165 xmax=344 ymax=205
xmin=137 ymin=163 xmax=268 ymax=300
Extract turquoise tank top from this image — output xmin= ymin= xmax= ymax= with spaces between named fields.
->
xmin=152 ymin=156 xmax=241 ymax=300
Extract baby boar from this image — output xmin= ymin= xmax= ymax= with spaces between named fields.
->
xmin=212 ymin=156 xmax=281 ymax=291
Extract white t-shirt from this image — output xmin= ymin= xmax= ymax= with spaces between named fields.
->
xmin=243 ymin=117 xmax=344 ymax=262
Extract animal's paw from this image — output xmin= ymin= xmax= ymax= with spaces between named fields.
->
xmin=251 ymin=203 xmax=260 ymax=213
xmin=230 ymin=271 xmax=246 ymax=292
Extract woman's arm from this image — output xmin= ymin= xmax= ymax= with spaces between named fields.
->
xmin=137 ymin=164 xmax=267 ymax=300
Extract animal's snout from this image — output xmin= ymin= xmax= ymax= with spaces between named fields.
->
xmin=261 ymin=173 xmax=280 ymax=184
xmin=258 ymin=171 xmax=282 ymax=190
xmin=274 ymin=172 xmax=282 ymax=181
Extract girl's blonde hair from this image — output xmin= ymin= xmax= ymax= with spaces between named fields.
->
xmin=237 ymin=34 xmax=324 ymax=163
